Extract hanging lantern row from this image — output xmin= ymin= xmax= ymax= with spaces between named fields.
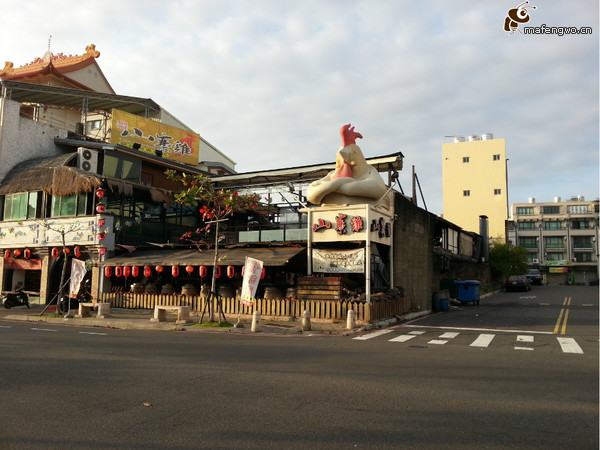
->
xmin=3 ymin=248 xmax=33 ymax=259
xmin=4 ymin=248 xmax=31 ymax=259
xmin=102 ymin=264 xmax=264 ymax=279
xmin=49 ymin=246 xmax=84 ymax=258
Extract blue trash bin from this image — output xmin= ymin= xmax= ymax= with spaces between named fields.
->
xmin=455 ymin=280 xmax=481 ymax=305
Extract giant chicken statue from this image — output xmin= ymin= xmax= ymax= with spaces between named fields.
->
xmin=307 ymin=124 xmax=388 ymax=206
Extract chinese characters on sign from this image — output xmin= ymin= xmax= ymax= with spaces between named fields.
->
xmin=312 ymin=248 xmax=365 ymax=273
xmin=241 ymin=257 xmax=263 ymax=307
xmin=370 ymin=217 xmax=391 ymax=238
xmin=312 ymin=214 xmax=389 ymax=237
xmin=111 ymin=109 xmax=199 ymax=165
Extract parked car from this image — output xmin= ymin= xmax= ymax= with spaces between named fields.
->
xmin=505 ymin=275 xmax=532 ymax=292
xmin=525 ymin=269 xmax=543 ymax=285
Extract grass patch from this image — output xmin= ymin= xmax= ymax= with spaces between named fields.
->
xmin=188 ymin=321 xmax=234 ymax=328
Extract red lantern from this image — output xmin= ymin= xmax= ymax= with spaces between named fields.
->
xmin=4 ymin=250 xmax=10 ymax=259
xmin=227 ymin=265 xmax=235 ymax=278
xmin=23 ymin=249 xmax=31 ymax=259
xmin=98 ymin=246 xmax=107 ymax=256
xmin=105 ymin=266 xmax=112 ymax=277
xmin=51 ymin=247 xmax=59 ymax=258
xmin=13 ymin=249 xmax=21 ymax=257
xmin=132 ymin=266 xmax=140 ymax=277
xmin=63 ymin=248 xmax=71 ymax=254
xmin=199 ymin=265 xmax=208 ymax=278
xmin=156 ymin=265 xmax=164 ymax=273
xmin=144 ymin=266 xmax=152 ymax=277
xmin=95 ymin=188 xmax=105 ymax=199
xmin=115 ymin=266 xmax=123 ymax=277
xmin=96 ymin=202 xmax=106 ymax=213
xmin=123 ymin=266 xmax=131 ymax=277
xmin=172 ymin=266 xmax=179 ymax=277
xmin=74 ymin=246 xmax=81 ymax=257
xmin=97 ymin=217 xmax=106 ymax=227
xmin=215 ymin=266 xmax=221 ymax=278
xmin=260 ymin=267 xmax=265 ymax=279
xmin=185 ymin=265 xmax=194 ymax=274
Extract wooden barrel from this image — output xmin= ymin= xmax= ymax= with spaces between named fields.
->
xmin=145 ymin=284 xmax=160 ymax=294
xmin=182 ymin=283 xmax=197 ymax=296
xmin=264 ymin=286 xmax=282 ymax=300
xmin=161 ymin=283 xmax=175 ymax=295
xmin=131 ymin=283 xmax=145 ymax=293
xmin=218 ymin=285 xmax=235 ymax=299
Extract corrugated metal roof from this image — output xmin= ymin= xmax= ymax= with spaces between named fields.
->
xmin=1 ymin=80 xmax=160 ymax=116
xmin=100 ymin=246 xmax=306 ymax=267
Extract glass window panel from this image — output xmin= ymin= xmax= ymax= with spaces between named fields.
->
xmin=103 ymin=154 xmax=120 ymax=178
xmin=59 ymin=195 xmax=77 ymax=216
xmin=77 ymin=193 xmax=87 ymax=216
xmin=122 ymin=159 xmax=140 ymax=182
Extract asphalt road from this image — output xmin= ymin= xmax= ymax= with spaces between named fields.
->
xmin=0 ymin=285 xmax=597 ymax=449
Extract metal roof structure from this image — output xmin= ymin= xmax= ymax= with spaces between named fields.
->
xmin=1 ymin=80 xmax=160 ymax=117
xmin=210 ymin=152 xmax=404 ymax=190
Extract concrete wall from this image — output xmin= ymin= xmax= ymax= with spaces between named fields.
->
xmin=392 ymin=194 xmax=436 ymax=312
xmin=0 ymin=98 xmax=67 ymax=180
xmin=392 ymin=192 xmax=491 ymax=310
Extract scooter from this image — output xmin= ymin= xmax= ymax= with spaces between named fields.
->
xmin=2 ymin=287 xmax=30 ymax=309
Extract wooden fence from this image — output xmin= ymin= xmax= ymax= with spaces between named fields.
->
xmin=98 ymin=292 xmax=408 ymax=324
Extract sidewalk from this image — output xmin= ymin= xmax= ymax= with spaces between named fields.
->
xmin=0 ymin=304 xmax=361 ymax=336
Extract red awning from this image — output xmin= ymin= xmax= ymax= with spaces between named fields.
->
xmin=4 ymin=258 xmax=42 ymax=270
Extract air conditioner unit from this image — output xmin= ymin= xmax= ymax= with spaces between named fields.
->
xmin=532 ymin=259 xmax=539 ymax=263
xmin=77 ymin=147 xmax=98 ymax=173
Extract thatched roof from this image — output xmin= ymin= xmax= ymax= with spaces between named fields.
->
xmin=0 ymin=154 xmax=102 ymax=196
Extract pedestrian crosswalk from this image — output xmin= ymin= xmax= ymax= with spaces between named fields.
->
xmin=352 ymin=328 xmax=586 ymax=354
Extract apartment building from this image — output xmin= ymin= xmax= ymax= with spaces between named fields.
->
xmin=507 ymin=196 xmax=599 ymax=284
xmin=442 ymin=134 xmax=508 ymax=241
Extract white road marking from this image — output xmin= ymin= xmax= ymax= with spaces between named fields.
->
xmin=30 ymin=328 xmax=57 ymax=332
xmin=428 ymin=339 xmax=449 ymax=345
xmin=439 ymin=332 xmax=459 ymax=339
xmin=0 ymin=325 xmax=11 ymax=328
xmin=353 ymin=329 xmax=394 ymax=340
xmin=557 ymin=337 xmax=584 ymax=354
xmin=403 ymin=324 xmax=553 ymax=335
xmin=470 ymin=334 xmax=495 ymax=348
xmin=515 ymin=335 xmax=534 ymax=351
xmin=389 ymin=335 xmax=417 ymax=343
xmin=78 ymin=332 xmax=107 ymax=336
xmin=408 ymin=330 xmax=426 ymax=335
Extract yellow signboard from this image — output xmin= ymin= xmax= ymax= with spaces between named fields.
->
xmin=111 ymin=109 xmax=199 ymax=165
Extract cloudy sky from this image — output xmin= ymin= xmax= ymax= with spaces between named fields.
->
xmin=1 ymin=0 xmax=598 ymax=215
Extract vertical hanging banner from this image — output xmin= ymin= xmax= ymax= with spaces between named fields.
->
xmin=240 ymin=257 xmax=263 ymax=307
xmin=69 ymin=259 xmax=87 ymax=299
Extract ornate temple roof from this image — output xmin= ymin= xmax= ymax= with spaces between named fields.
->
xmin=1 ymin=44 xmax=114 ymax=93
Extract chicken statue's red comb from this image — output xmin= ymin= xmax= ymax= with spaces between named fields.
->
xmin=340 ymin=123 xmax=363 ymax=147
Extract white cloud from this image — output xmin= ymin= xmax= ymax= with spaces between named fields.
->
xmin=0 ymin=0 xmax=597 ymax=213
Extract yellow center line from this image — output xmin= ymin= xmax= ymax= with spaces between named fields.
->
xmin=554 ymin=297 xmax=571 ymax=335
xmin=561 ymin=309 xmax=570 ymax=335
xmin=553 ymin=308 xmax=565 ymax=334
